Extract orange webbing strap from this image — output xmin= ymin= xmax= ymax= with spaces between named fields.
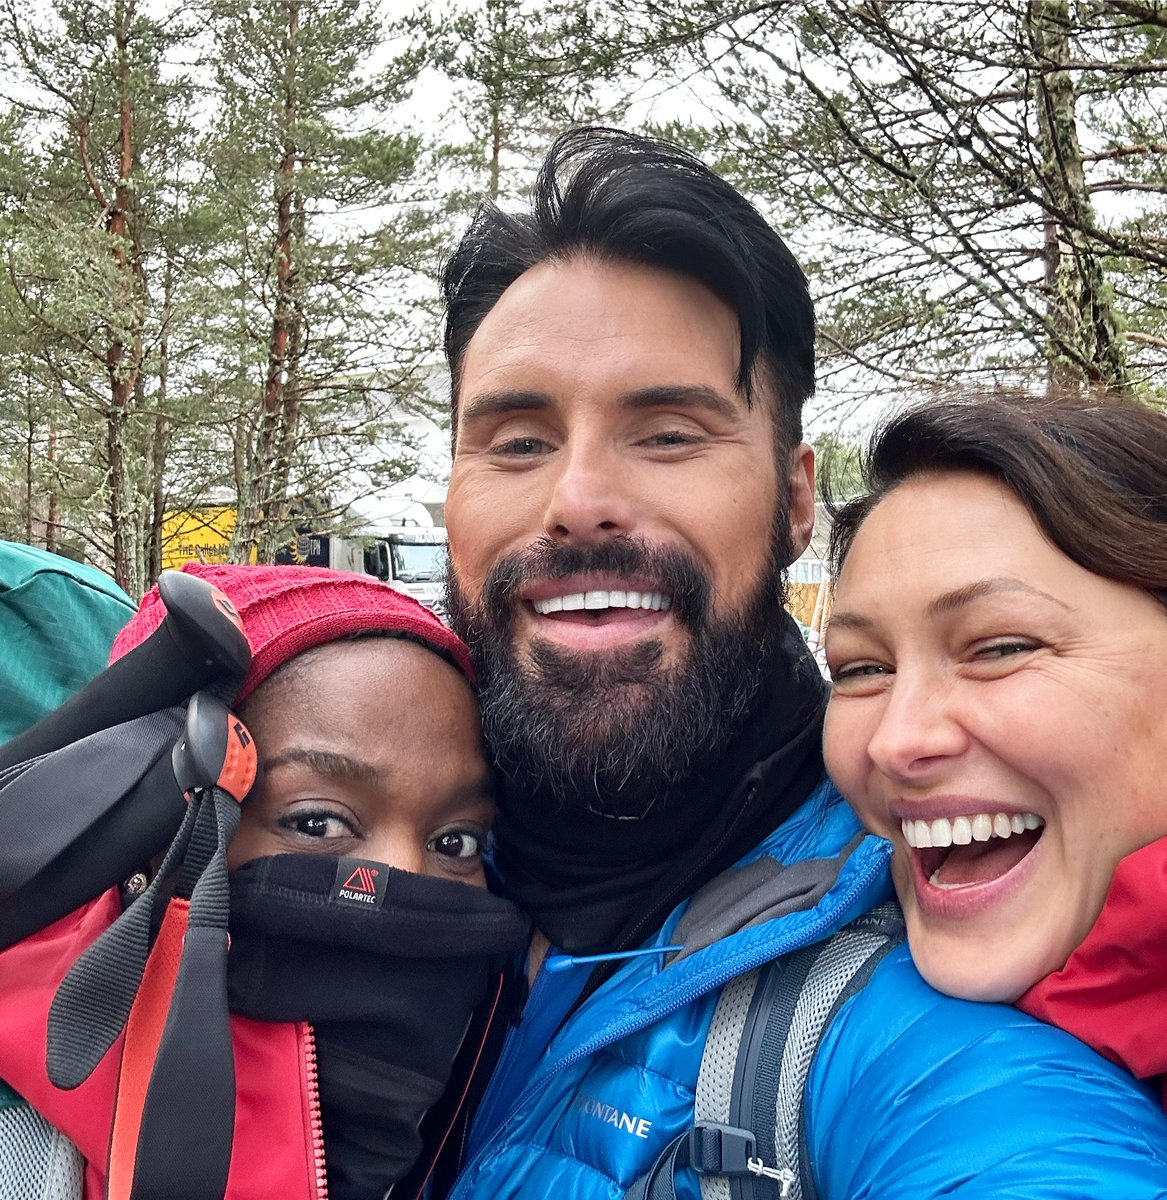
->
xmin=107 ymin=898 xmax=189 ymax=1200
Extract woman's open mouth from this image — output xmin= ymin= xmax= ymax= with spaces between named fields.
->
xmin=900 ymin=811 xmax=1045 ymax=901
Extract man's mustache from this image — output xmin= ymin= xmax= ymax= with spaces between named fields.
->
xmin=480 ymin=537 xmax=712 ymax=632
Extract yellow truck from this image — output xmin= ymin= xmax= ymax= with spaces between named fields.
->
xmin=160 ymin=508 xmax=446 ymax=614
xmin=160 ymin=508 xmax=251 ymax=570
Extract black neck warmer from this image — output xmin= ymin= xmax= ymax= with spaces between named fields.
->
xmin=225 ymin=854 xmax=529 ymax=1200
xmin=492 ymin=614 xmax=828 ymax=954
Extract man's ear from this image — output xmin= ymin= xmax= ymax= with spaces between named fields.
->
xmin=788 ymin=442 xmax=816 ymax=559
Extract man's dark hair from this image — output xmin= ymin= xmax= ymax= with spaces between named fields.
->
xmin=442 ymin=126 xmax=816 ymax=452
xmin=829 ymin=391 xmax=1167 ymax=610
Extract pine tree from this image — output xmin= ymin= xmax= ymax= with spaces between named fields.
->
xmin=200 ymin=0 xmax=437 ymax=564
xmin=0 ymin=0 xmax=200 ymax=591
xmin=403 ymin=0 xmax=626 ymax=203
xmin=604 ymin=0 xmax=1167 ymax=401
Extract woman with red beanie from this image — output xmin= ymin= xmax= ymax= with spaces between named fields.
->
xmin=0 ymin=563 xmax=528 ymax=1200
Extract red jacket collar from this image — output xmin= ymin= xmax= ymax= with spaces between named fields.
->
xmin=1019 ymin=836 xmax=1167 ymax=1092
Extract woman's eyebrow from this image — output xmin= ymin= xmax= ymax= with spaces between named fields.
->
xmin=927 ymin=576 xmax=1070 ymax=616
xmin=825 ymin=610 xmax=873 ymax=632
xmin=828 ymin=576 xmax=1070 ymax=632
xmin=263 ymin=747 xmax=383 ymax=785
xmin=446 ymin=777 xmax=495 ymax=806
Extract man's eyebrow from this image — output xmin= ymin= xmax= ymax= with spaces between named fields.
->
xmin=459 ymin=389 xmax=552 ymax=423
xmin=458 ymin=384 xmax=743 ymax=426
xmin=828 ymin=575 xmax=1071 ymax=632
xmin=621 ymin=384 xmax=742 ymax=421
xmin=263 ymin=748 xmax=382 ymax=785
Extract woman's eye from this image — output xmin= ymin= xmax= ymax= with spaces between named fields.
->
xmin=429 ymin=830 xmax=482 ymax=860
xmin=829 ymin=660 xmax=890 ymax=684
xmin=279 ymin=810 xmax=352 ymax=840
xmin=973 ymin=638 xmax=1041 ymax=660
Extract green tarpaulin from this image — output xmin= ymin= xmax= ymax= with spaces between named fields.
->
xmin=0 ymin=542 xmax=134 ymax=744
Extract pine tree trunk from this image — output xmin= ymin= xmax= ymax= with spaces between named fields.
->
xmin=24 ymin=393 xmax=34 ymax=546
xmin=486 ymin=0 xmax=507 ymax=201
xmin=46 ymin=420 xmax=59 ymax=555
xmin=235 ymin=0 xmax=301 ymax=564
xmin=259 ymin=187 xmax=306 ymax=564
xmin=92 ymin=0 xmax=146 ymax=592
xmin=489 ymin=103 xmax=502 ymax=201
xmin=1030 ymin=0 xmax=1128 ymax=391
xmin=146 ymin=256 xmax=176 ymax=583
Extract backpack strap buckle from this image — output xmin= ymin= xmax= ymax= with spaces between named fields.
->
xmin=687 ymin=1122 xmax=756 ymax=1176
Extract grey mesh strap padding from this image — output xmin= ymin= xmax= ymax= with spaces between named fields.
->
xmin=46 ymin=795 xmax=203 ymax=1090
xmin=694 ymin=971 xmax=761 ymax=1200
xmin=0 ymin=1095 xmax=83 ymax=1200
xmin=772 ymin=907 xmax=902 ymax=1200
xmin=0 ymin=753 xmax=42 ymax=792
xmin=689 ymin=902 xmax=905 ymax=1200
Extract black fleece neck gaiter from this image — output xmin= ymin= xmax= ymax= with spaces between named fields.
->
xmin=226 ymin=854 xmax=529 ymax=1200
xmin=494 ymin=615 xmax=828 ymax=953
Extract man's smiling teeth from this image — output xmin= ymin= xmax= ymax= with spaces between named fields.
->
xmin=532 ymin=590 xmax=672 ymax=615
xmin=900 ymin=811 xmax=1044 ymax=849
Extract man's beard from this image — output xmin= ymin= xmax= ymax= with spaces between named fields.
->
xmin=445 ymin=519 xmax=794 ymax=819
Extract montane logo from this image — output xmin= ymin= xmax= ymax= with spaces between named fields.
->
xmin=576 ymin=1096 xmax=653 ymax=1139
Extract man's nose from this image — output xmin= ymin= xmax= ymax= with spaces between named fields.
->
xmin=542 ymin=439 xmax=635 ymax=543
xmin=865 ymin=674 xmax=968 ymax=784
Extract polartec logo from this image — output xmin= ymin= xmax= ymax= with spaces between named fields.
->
xmin=576 ymin=1096 xmax=653 ymax=1139
xmin=330 ymin=857 xmax=388 ymax=908
xmin=342 ymin=865 xmax=379 ymax=895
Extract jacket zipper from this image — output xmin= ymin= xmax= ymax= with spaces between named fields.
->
xmin=466 ymin=945 xmax=560 ymax=1153
xmin=450 ymin=840 xmax=891 ymax=1198
xmin=301 ymin=1022 xmax=329 ymax=1200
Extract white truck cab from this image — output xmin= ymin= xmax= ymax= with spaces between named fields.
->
xmin=276 ymin=527 xmax=448 ymax=615
xmin=366 ymin=528 xmax=447 ymax=613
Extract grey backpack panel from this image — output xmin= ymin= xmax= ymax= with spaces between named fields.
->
xmin=0 ymin=1088 xmax=84 ymax=1200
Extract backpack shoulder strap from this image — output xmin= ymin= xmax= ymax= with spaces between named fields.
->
xmin=625 ymin=902 xmax=905 ymax=1200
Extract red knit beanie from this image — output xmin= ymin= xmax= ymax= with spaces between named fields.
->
xmin=111 ymin=562 xmax=474 ymax=703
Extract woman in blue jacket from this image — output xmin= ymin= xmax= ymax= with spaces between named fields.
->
xmin=824 ymin=392 xmax=1167 ymax=1117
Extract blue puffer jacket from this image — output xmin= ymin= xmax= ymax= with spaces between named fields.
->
xmin=451 ymin=784 xmax=1167 ymax=1199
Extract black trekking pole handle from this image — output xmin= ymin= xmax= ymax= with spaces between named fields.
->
xmin=0 ymin=570 xmax=251 ymax=770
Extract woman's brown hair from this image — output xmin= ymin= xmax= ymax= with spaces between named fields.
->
xmin=828 ymin=393 xmax=1167 ymax=608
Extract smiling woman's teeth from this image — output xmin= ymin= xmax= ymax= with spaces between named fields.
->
xmin=532 ymin=590 xmax=671 ymax=614
xmin=900 ymin=811 xmax=1043 ymax=849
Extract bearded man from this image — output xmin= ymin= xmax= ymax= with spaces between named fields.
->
xmin=439 ymin=128 xmax=1167 ymax=1199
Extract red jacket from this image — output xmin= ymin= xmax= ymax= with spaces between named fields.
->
xmin=1019 ymin=836 xmax=1167 ymax=1110
xmin=0 ymin=891 xmax=325 ymax=1199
